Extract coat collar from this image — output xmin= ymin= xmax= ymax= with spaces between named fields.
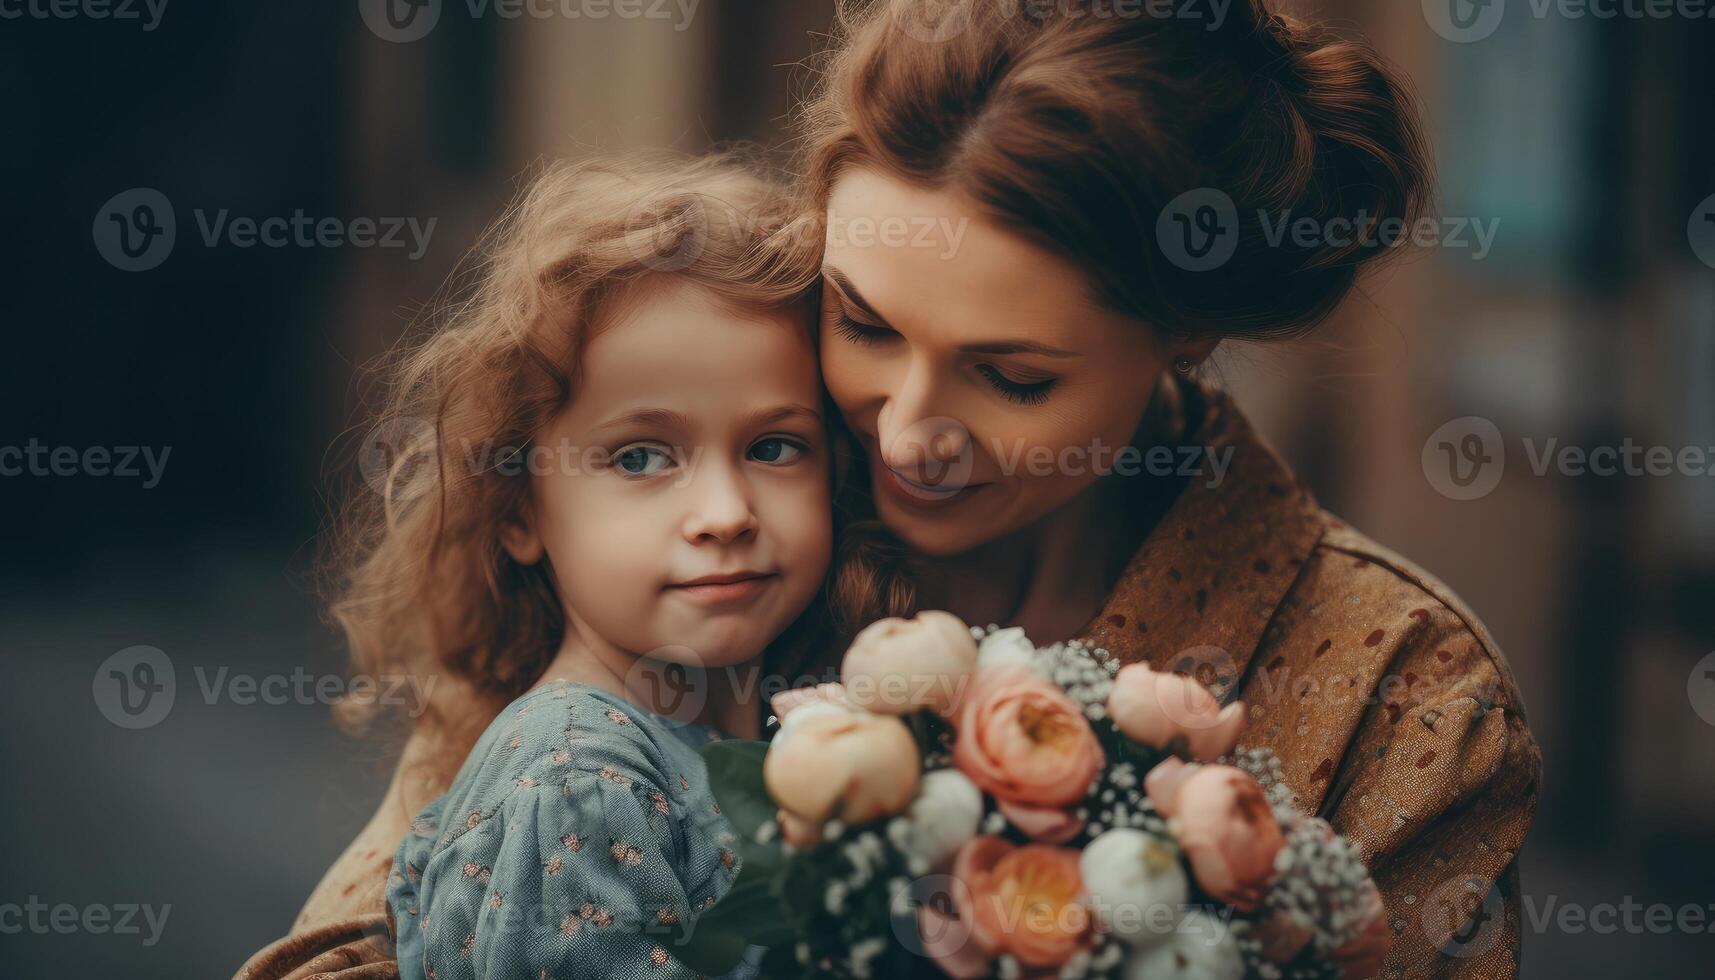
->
xmin=1071 ymin=375 xmax=1327 ymax=703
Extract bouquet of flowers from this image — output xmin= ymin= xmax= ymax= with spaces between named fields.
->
xmin=679 ymin=611 xmax=1392 ymax=979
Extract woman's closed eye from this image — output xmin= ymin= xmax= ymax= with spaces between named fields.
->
xmin=832 ymin=309 xmax=1059 ymax=405
xmin=832 ymin=312 xmax=894 ymax=347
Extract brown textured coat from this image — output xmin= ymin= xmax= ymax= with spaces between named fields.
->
xmin=233 ymin=380 xmax=1540 ymax=979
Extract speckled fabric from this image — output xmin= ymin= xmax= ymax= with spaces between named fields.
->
xmin=234 ymin=376 xmax=1540 ymax=979
xmin=1073 ymin=377 xmax=1541 ymax=979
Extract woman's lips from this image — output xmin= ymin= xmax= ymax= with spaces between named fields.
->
xmin=876 ymin=465 xmax=986 ymax=510
xmin=665 ymin=573 xmax=779 ymax=605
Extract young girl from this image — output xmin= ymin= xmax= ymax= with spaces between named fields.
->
xmin=336 ymin=154 xmax=836 ymax=979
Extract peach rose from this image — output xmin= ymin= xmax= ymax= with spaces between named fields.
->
xmin=1144 ymin=758 xmax=1285 ymax=912
xmin=953 ymin=665 xmax=1104 ymax=813
xmin=938 ymin=836 xmax=1091 ymax=973
xmin=1107 ymin=663 xmax=1245 ymax=762
xmin=841 ymin=610 xmax=978 ymax=717
xmin=763 ymin=706 xmax=919 ymax=833
xmin=769 ymin=681 xmax=849 ymax=724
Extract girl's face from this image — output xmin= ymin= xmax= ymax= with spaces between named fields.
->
xmin=506 ymin=280 xmax=832 ymax=671
xmin=819 ymin=167 xmax=1204 ymax=557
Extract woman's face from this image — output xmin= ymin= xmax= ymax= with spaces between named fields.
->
xmin=819 ymin=167 xmax=1192 ymax=557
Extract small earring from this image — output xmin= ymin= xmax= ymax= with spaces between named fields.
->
xmin=1173 ymin=356 xmax=1195 ymax=375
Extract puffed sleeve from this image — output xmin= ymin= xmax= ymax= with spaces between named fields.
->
xmin=410 ymin=770 xmax=704 ymax=980
xmin=1322 ymin=615 xmax=1543 ymax=979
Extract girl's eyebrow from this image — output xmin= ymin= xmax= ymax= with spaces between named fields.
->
xmin=823 ymin=265 xmax=1082 ymax=359
xmin=594 ymin=404 xmax=823 ymax=433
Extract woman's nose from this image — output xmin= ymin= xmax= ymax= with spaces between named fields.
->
xmin=874 ymin=361 xmax=972 ymax=475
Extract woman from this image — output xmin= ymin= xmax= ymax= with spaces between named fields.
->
xmin=236 ymin=2 xmax=1539 ymax=977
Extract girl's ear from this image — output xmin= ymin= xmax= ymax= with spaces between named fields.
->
xmin=500 ymin=504 xmax=546 ymax=565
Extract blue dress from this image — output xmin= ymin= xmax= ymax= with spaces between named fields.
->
xmin=387 ymin=681 xmax=764 ymax=980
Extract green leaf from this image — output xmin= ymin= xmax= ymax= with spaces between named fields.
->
xmin=676 ymin=739 xmax=799 ymax=975
xmin=700 ymin=738 xmax=775 ymax=838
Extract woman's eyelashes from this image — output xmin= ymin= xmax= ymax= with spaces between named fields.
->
xmin=831 ymin=312 xmax=893 ymax=347
xmin=831 ymin=311 xmax=1059 ymax=406
xmin=975 ymin=364 xmax=1057 ymax=405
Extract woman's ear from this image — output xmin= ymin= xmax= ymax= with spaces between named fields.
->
xmin=1174 ymin=337 xmax=1221 ymax=372
xmin=500 ymin=504 xmax=545 ymax=565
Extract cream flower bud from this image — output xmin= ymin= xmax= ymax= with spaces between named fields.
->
xmin=901 ymin=769 xmax=984 ymax=870
xmin=975 ymin=626 xmax=1037 ymax=671
xmin=1122 ymin=909 xmax=1243 ymax=980
xmin=1079 ymin=828 xmax=1188 ymax=945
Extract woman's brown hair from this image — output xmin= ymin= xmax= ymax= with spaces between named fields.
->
xmin=323 ymin=152 xmax=831 ymax=773
xmin=804 ymin=0 xmax=1434 ymax=625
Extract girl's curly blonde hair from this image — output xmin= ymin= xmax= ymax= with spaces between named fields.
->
xmin=323 ymin=152 xmax=837 ymax=769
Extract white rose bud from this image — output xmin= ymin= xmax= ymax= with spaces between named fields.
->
xmin=1080 ymin=828 xmax=1188 ymax=944
xmin=901 ymin=769 xmax=983 ymax=870
xmin=975 ymin=626 xmax=1038 ymax=671
xmin=1122 ymin=910 xmax=1243 ymax=980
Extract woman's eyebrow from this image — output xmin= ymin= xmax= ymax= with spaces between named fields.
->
xmin=823 ymin=266 xmax=891 ymax=327
xmin=824 ymin=265 xmax=1082 ymax=359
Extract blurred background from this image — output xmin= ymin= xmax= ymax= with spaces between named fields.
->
xmin=1 ymin=1 xmax=1711 ymax=976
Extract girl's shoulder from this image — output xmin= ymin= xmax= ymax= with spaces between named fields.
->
xmin=438 ymin=681 xmax=715 ymax=812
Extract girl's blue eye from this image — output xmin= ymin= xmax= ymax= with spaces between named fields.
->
xmin=612 ymin=445 xmax=673 ymax=476
xmin=749 ymin=437 xmax=805 ymax=465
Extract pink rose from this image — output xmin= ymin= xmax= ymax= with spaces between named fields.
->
xmin=763 ymin=706 xmax=919 ymax=832
xmin=1144 ymin=758 xmax=1285 ymax=912
xmin=1107 ymin=663 xmax=1245 ymax=761
xmin=953 ymin=665 xmax=1104 ymax=815
xmin=841 ymin=610 xmax=978 ymax=717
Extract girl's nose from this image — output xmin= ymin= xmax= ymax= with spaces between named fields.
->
xmin=681 ymin=463 xmax=759 ymax=544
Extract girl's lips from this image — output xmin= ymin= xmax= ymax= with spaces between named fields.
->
xmin=876 ymin=465 xmax=987 ymax=510
xmin=665 ymin=574 xmax=778 ymax=605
